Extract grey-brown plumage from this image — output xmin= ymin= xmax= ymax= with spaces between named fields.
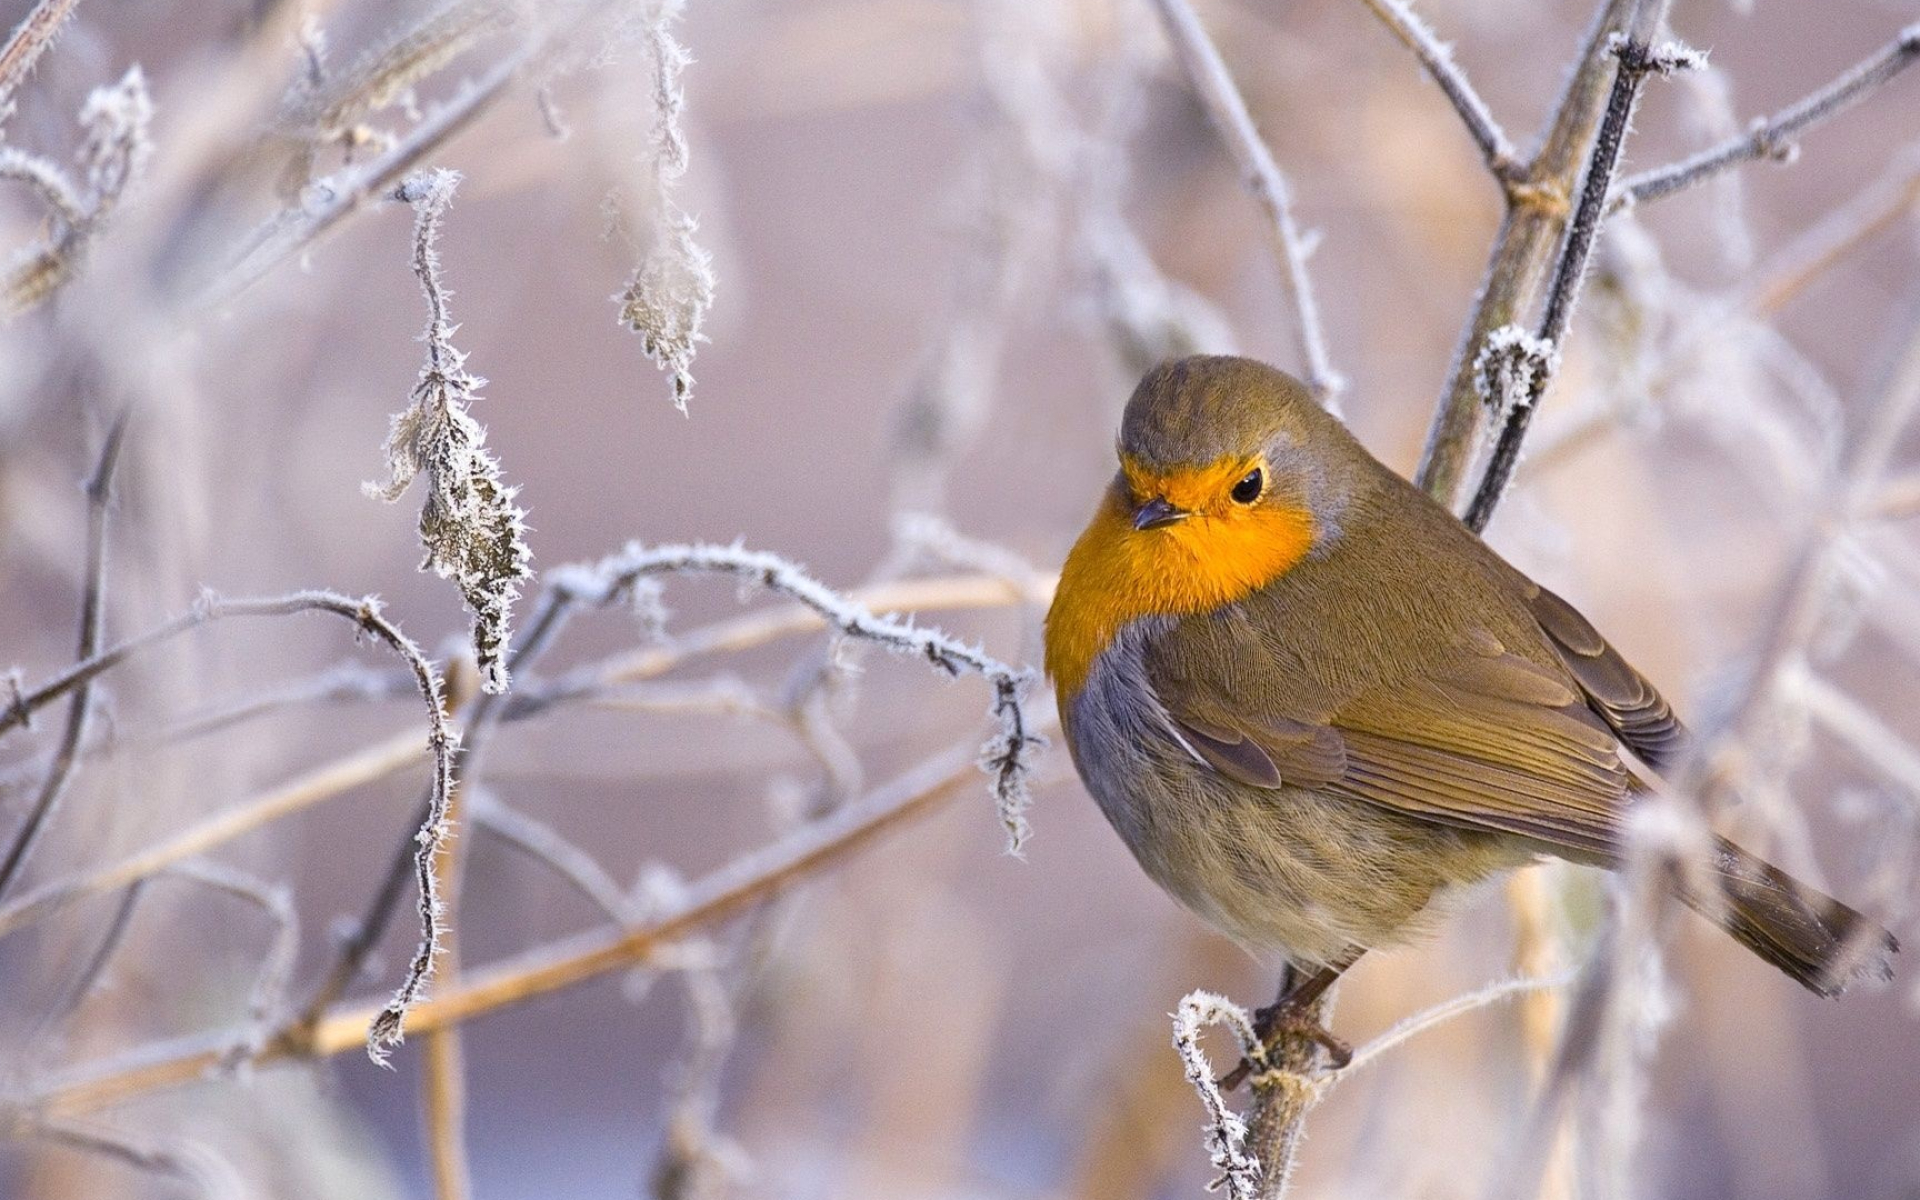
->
xmin=1050 ymin=355 xmax=1897 ymax=998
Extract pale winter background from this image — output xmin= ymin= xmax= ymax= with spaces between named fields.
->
xmin=0 ymin=0 xmax=1917 ymax=1198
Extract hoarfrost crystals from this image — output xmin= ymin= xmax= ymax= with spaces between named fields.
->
xmin=617 ymin=0 xmax=714 ymax=413
xmin=1171 ymin=991 xmax=1264 ymax=1200
xmin=367 ymin=168 xmax=533 ymax=693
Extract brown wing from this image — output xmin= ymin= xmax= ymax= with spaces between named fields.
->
xmin=1524 ymin=582 xmax=1688 ymax=770
xmin=1159 ymin=632 xmax=1631 ymax=862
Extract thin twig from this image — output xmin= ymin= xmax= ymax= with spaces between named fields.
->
xmin=0 ymin=732 xmax=427 ymax=941
xmin=1340 ymin=972 xmax=1575 ymax=1075
xmin=1170 ymin=992 xmax=1265 ymax=1200
xmin=1616 ymin=25 xmax=1920 ymax=210
xmin=1358 ymin=0 xmax=1519 ymax=180
xmin=0 ymin=0 xmax=84 ymax=105
xmin=36 ymin=880 xmax=145 ymax=1039
xmin=203 ymin=47 xmax=530 ymax=310
xmin=471 ymin=792 xmax=635 ymax=923
xmin=1415 ymin=0 xmax=1645 ymax=505
xmin=544 ymin=542 xmax=1043 ymax=853
xmin=0 ymin=574 xmax=1042 ymax=943
xmin=36 ymin=731 xmax=1053 ymax=1118
xmin=28 ymin=1118 xmax=242 ymax=1200
xmin=0 ymin=588 xmax=456 ymax=1059
xmin=1146 ymin=0 xmax=1344 ymax=406
xmin=1463 ymin=30 xmax=1696 ymax=533
xmin=1740 ymin=147 xmax=1920 ymax=317
xmin=0 ymin=411 xmax=129 ymax=898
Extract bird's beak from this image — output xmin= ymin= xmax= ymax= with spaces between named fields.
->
xmin=1132 ymin=496 xmax=1189 ymax=531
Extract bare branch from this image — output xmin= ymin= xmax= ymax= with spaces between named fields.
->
xmin=472 ymin=790 xmax=636 ymax=925
xmin=0 ymin=732 xmax=427 ymax=941
xmin=38 ymin=731 xmax=1056 ymax=1118
xmin=0 ymin=0 xmax=85 ymax=106
xmin=0 ymin=410 xmax=129 ymax=899
xmin=1146 ymin=0 xmax=1344 ymax=406
xmin=545 ymin=542 xmax=1044 ymax=853
xmin=1463 ymin=31 xmax=1699 ymax=532
xmin=1617 ymin=25 xmax=1920 ymax=210
xmin=27 ymin=1118 xmax=243 ymax=1200
xmin=206 ymin=46 xmax=530 ymax=309
xmin=1340 ymin=972 xmax=1575 ymax=1075
xmin=1358 ymin=0 xmax=1519 ymax=180
xmin=1416 ymin=0 xmax=1646 ymax=505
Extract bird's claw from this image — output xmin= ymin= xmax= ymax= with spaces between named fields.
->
xmin=1218 ymin=1003 xmax=1352 ymax=1090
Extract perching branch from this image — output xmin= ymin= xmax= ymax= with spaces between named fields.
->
xmin=1146 ymin=0 xmax=1344 ymax=406
xmin=1358 ymin=0 xmax=1519 ymax=181
xmin=1616 ymin=24 xmax=1920 ymax=210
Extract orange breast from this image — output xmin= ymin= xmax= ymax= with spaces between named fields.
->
xmin=1045 ymin=482 xmax=1315 ymax=698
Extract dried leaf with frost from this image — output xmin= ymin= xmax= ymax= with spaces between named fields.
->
xmin=366 ymin=169 xmax=532 ymax=694
xmin=616 ymin=0 xmax=714 ymax=412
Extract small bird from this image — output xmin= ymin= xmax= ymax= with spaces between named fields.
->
xmin=1046 ymin=355 xmax=1896 ymax=1062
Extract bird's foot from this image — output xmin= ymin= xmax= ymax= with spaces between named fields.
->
xmin=1218 ymin=1002 xmax=1352 ymax=1090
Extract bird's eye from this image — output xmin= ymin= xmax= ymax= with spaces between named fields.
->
xmin=1230 ymin=468 xmax=1264 ymax=505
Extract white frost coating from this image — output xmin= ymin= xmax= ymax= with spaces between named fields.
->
xmin=617 ymin=0 xmax=714 ymax=412
xmin=1472 ymin=324 xmax=1561 ymax=420
xmin=366 ymin=168 xmax=533 ymax=695
xmin=546 ymin=541 xmax=1045 ymax=853
xmin=1171 ymin=991 xmax=1263 ymax=1200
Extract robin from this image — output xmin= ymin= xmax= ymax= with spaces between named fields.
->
xmin=1045 ymin=354 xmax=1897 ymax=1066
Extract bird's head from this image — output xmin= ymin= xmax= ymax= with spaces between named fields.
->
xmin=1116 ymin=354 xmax=1359 ymax=553
xmin=1046 ymin=355 xmax=1368 ymax=696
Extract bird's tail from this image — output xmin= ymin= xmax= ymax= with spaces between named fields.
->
xmin=1680 ymin=837 xmax=1898 ymax=997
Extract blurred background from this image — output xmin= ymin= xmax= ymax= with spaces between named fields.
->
xmin=0 ymin=0 xmax=1916 ymax=1196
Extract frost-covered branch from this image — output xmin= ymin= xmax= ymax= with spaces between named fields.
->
xmin=0 ymin=587 xmax=457 ymax=1061
xmin=0 ymin=412 xmax=128 ymax=899
xmin=1461 ymin=31 xmax=1701 ymax=533
xmin=1171 ymin=992 xmax=1265 ymax=1200
xmin=546 ymin=541 xmax=1044 ymax=852
xmin=367 ymin=168 xmax=532 ymax=696
xmin=1358 ymin=0 xmax=1518 ymax=180
xmin=5 ymin=66 xmax=153 ymax=313
xmin=1617 ymin=24 xmax=1920 ymax=210
xmin=1416 ymin=0 xmax=1650 ymax=504
xmin=0 ymin=0 xmax=85 ymax=107
xmin=209 ymin=47 xmax=530 ymax=308
xmin=36 ymin=731 xmax=1056 ymax=1118
xmin=1146 ymin=0 xmax=1343 ymax=406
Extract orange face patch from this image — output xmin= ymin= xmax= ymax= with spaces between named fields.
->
xmin=1045 ymin=455 xmax=1316 ymax=698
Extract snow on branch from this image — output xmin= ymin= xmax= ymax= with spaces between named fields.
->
xmin=367 ymin=168 xmax=532 ymax=696
xmin=546 ymin=541 xmax=1044 ymax=852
